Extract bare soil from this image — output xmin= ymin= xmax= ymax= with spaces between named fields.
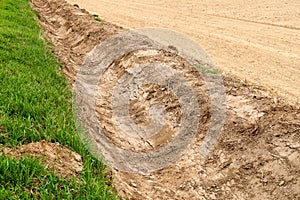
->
xmin=30 ymin=0 xmax=300 ymax=199
xmin=95 ymin=49 xmax=210 ymax=153
xmin=67 ymin=0 xmax=300 ymax=106
xmin=2 ymin=141 xmax=83 ymax=177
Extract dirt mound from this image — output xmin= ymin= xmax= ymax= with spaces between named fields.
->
xmin=95 ymin=48 xmax=210 ymax=153
xmin=31 ymin=0 xmax=299 ymax=199
xmin=30 ymin=0 xmax=123 ymax=84
xmin=2 ymin=141 xmax=83 ymax=177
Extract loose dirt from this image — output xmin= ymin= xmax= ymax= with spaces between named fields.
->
xmin=67 ymin=0 xmax=300 ymax=106
xmin=2 ymin=141 xmax=83 ymax=177
xmin=30 ymin=0 xmax=299 ymax=199
xmin=94 ymin=49 xmax=210 ymax=153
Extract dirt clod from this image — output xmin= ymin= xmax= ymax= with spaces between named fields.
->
xmin=3 ymin=141 xmax=83 ymax=177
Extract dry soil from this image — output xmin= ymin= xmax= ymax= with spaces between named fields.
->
xmin=67 ymin=0 xmax=300 ymax=106
xmin=30 ymin=1 xmax=300 ymax=199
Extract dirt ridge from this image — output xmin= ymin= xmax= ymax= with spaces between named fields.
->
xmin=67 ymin=0 xmax=300 ymax=106
xmin=30 ymin=1 xmax=300 ymax=199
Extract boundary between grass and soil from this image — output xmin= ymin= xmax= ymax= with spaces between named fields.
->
xmin=0 ymin=0 xmax=118 ymax=199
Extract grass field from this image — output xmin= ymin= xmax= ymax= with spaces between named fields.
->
xmin=0 ymin=0 xmax=116 ymax=199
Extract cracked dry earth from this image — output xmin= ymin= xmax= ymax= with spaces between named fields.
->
xmin=31 ymin=0 xmax=299 ymax=199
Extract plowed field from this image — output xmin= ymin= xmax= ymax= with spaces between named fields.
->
xmin=67 ymin=0 xmax=300 ymax=105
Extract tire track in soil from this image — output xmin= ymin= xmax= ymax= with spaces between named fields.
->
xmin=31 ymin=0 xmax=300 ymax=199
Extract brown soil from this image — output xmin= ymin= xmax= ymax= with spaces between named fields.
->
xmin=67 ymin=0 xmax=300 ymax=106
xmin=95 ymin=49 xmax=210 ymax=153
xmin=2 ymin=141 xmax=83 ymax=177
xmin=31 ymin=0 xmax=124 ymax=84
xmin=30 ymin=0 xmax=299 ymax=199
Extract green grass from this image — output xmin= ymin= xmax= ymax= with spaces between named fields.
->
xmin=92 ymin=14 xmax=103 ymax=22
xmin=194 ymin=64 xmax=220 ymax=74
xmin=0 ymin=0 xmax=117 ymax=199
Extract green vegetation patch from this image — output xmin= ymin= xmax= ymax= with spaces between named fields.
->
xmin=92 ymin=14 xmax=103 ymax=22
xmin=0 ymin=0 xmax=117 ymax=199
xmin=194 ymin=64 xmax=220 ymax=74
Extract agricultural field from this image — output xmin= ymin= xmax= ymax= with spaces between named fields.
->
xmin=68 ymin=0 xmax=300 ymax=105
xmin=1 ymin=0 xmax=299 ymax=199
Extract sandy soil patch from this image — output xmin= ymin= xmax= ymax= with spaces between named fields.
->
xmin=31 ymin=1 xmax=300 ymax=199
xmin=67 ymin=0 xmax=300 ymax=106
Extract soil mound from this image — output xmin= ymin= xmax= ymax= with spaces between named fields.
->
xmin=3 ymin=141 xmax=83 ymax=177
xmin=31 ymin=0 xmax=299 ymax=199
